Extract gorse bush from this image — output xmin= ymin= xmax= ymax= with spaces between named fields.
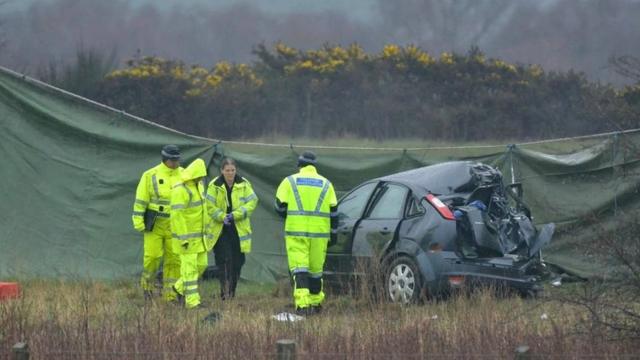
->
xmin=83 ymin=43 xmax=640 ymax=140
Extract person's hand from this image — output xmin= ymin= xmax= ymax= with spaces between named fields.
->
xmin=223 ymin=214 xmax=233 ymax=226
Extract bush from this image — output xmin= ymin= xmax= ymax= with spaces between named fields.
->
xmin=90 ymin=44 xmax=640 ymax=141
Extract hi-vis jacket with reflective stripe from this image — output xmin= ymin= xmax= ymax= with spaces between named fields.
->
xmin=206 ymin=175 xmax=258 ymax=253
xmin=170 ymin=159 xmax=213 ymax=254
xmin=132 ymin=162 xmax=183 ymax=232
xmin=275 ymin=165 xmax=338 ymax=239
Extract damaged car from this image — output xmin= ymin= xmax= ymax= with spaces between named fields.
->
xmin=324 ymin=161 xmax=554 ymax=303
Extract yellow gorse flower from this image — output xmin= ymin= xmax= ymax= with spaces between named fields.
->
xmin=493 ymin=59 xmax=517 ymax=73
xmin=528 ymin=64 xmax=544 ymax=78
xmin=275 ymin=42 xmax=298 ymax=59
xmin=440 ymin=52 xmax=455 ymax=65
xmin=382 ymin=44 xmax=401 ymax=59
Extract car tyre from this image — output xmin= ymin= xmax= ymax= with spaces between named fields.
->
xmin=384 ymin=255 xmax=424 ymax=304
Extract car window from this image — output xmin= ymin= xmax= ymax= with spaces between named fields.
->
xmin=338 ymin=182 xmax=377 ymax=219
xmin=407 ymin=196 xmax=425 ymax=217
xmin=368 ymin=183 xmax=409 ymax=219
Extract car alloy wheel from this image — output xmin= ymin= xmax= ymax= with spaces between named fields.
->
xmin=386 ymin=256 xmax=422 ymax=304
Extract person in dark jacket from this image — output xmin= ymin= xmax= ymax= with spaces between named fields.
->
xmin=206 ymin=157 xmax=258 ymax=300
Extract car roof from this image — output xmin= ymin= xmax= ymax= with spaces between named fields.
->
xmin=377 ymin=161 xmax=479 ymax=196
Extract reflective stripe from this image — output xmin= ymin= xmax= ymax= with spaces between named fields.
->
xmin=296 ymin=177 xmax=324 ymax=187
xmin=310 ymin=272 xmax=323 ymax=278
xmin=157 ymin=213 xmax=170 ymax=218
xmin=132 ymin=211 xmax=145 ymax=217
xmin=315 ymin=182 xmax=330 ymax=212
xmin=135 ymin=199 xmax=148 ymax=206
xmin=183 ymin=185 xmax=193 ymax=202
xmin=172 ymin=204 xmax=185 ymax=210
xmin=331 ymin=229 xmax=338 ymax=234
xmin=239 ymin=234 xmax=252 ymax=241
xmin=184 ymin=289 xmax=198 ymax=295
xmin=287 ymin=210 xmax=329 ymax=217
xmin=186 ymin=200 xmax=203 ymax=208
xmin=163 ymin=278 xmax=178 ymax=283
xmin=292 ymin=267 xmax=309 ymax=274
xmin=285 ymin=231 xmax=330 ymax=238
xmin=184 ymin=280 xmax=198 ymax=286
xmin=152 ymin=174 xmax=160 ymax=198
xmin=330 ymin=211 xmax=338 ymax=217
xmin=240 ymin=193 xmax=257 ymax=203
xmin=287 ymin=176 xmax=304 ymax=212
xmin=172 ymin=232 xmax=203 ymax=240
xmin=240 ymin=207 xmax=247 ymax=219
xmin=205 ymin=194 xmax=216 ymax=203
xmin=212 ymin=209 xmax=223 ymax=219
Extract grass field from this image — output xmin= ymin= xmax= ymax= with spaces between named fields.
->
xmin=1 ymin=278 xmax=636 ymax=359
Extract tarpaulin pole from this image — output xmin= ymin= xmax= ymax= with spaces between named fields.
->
xmin=507 ymin=144 xmax=517 ymax=185
xmin=612 ymin=132 xmax=619 ymax=217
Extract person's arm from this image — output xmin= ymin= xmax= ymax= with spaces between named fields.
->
xmin=170 ymin=185 xmax=189 ymax=249
xmin=232 ymin=178 xmax=258 ymax=221
xmin=205 ymin=179 xmax=225 ymax=223
xmin=132 ymin=172 xmax=149 ymax=232
xmin=328 ymin=182 xmax=339 ymax=246
xmin=274 ymin=178 xmax=289 ymax=219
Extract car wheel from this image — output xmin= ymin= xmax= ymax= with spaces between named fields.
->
xmin=385 ymin=255 xmax=423 ymax=304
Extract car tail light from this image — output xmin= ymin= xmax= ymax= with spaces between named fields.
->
xmin=448 ymin=275 xmax=465 ymax=286
xmin=426 ymin=194 xmax=456 ymax=220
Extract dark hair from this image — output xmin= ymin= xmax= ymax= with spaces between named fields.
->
xmin=220 ymin=157 xmax=237 ymax=170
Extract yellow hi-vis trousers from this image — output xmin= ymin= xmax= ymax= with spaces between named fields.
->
xmin=141 ymin=219 xmax=181 ymax=301
xmin=286 ymin=235 xmax=328 ymax=309
xmin=173 ymin=252 xmax=208 ymax=309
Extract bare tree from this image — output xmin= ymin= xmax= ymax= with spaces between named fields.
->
xmin=610 ymin=55 xmax=640 ymax=82
xmin=0 ymin=0 xmax=8 ymax=50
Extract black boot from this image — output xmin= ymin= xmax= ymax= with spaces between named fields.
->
xmin=295 ymin=307 xmax=310 ymax=316
xmin=172 ymin=286 xmax=185 ymax=306
xmin=143 ymin=290 xmax=153 ymax=301
xmin=309 ymin=305 xmax=322 ymax=315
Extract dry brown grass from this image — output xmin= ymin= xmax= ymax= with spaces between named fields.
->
xmin=0 ymin=278 xmax=636 ymax=359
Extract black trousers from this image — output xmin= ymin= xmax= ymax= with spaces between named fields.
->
xmin=213 ymin=225 xmax=245 ymax=299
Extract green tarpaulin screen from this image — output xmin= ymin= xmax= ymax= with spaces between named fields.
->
xmin=1 ymin=66 xmax=639 ymax=282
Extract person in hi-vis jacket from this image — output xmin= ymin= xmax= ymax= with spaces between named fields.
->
xmin=132 ymin=145 xmax=182 ymax=301
xmin=275 ymin=151 xmax=338 ymax=316
xmin=170 ymin=158 xmax=214 ymax=309
xmin=206 ymin=157 xmax=258 ymax=300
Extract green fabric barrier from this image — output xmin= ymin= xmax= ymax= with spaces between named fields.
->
xmin=1 ymin=66 xmax=639 ymax=282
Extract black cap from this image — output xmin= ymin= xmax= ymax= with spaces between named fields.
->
xmin=161 ymin=144 xmax=181 ymax=160
xmin=297 ymin=151 xmax=317 ymax=167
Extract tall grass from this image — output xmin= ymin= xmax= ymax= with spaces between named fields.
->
xmin=0 ymin=279 xmax=635 ymax=359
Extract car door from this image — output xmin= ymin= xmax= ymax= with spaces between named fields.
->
xmin=325 ymin=181 xmax=378 ymax=277
xmin=351 ymin=182 xmax=410 ymax=270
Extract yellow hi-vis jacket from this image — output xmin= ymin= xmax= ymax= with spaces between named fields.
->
xmin=170 ymin=159 xmax=213 ymax=254
xmin=132 ymin=162 xmax=183 ymax=232
xmin=206 ymin=175 xmax=258 ymax=253
xmin=275 ymin=165 xmax=338 ymax=239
